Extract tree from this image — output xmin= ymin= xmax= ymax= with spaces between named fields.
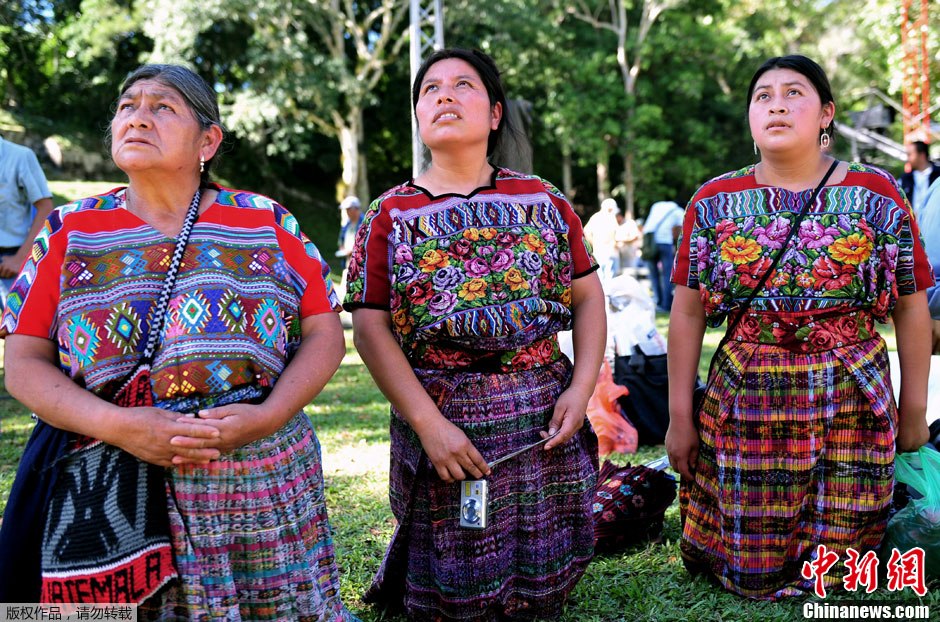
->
xmin=558 ymin=0 xmax=685 ymax=217
xmin=439 ymin=1 xmax=627 ymax=208
xmin=0 ymin=0 xmax=57 ymax=108
xmin=144 ymin=0 xmax=409 ymax=201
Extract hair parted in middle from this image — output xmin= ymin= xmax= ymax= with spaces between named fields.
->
xmin=746 ymin=55 xmax=836 ymax=143
xmin=411 ymin=48 xmax=515 ymax=158
xmin=111 ymin=63 xmax=224 ymax=187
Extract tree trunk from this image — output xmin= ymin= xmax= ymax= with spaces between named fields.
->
xmin=358 ymin=152 xmax=369 ymax=203
xmin=624 ymin=148 xmax=635 ymax=219
xmin=357 ymin=108 xmax=369 ymax=201
xmin=338 ymin=107 xmax=363 ymax=200
xmin=596 ymin=158 xmax=610 ymax=207
xmin=562 ymin=149 xmax=573 ymax=199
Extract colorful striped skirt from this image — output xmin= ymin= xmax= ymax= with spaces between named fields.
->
xmin=680 ymin=332 xmax=897 ymax=600
xmin=364 ymin=357 xmax=598 ymax=621
xmin=148 ymin=411 xmax=358 ymax=621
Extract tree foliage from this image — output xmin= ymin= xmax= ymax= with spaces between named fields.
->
xmin=2 ymin=0 xmax=932 ymax=235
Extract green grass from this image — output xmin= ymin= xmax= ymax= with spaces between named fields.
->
xmin=305 ymin=325 xmax=929 ymax=622
xmin=1 ymin=330 xmax=935 ymax=620
xmin=1 ymin=328 xmax=935 ymax=620
xmin=0 ymin=351 xmax=33 ymax=506
xmin=0 ymin=191 xmax=927 ymax=619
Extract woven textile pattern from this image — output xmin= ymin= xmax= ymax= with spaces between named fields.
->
xmin=1 ymin=187 xmax=354 ymax=619
xmin=369 ymin=361 xmax=598 ymax=621
xmin=344 ymin=169 xmax=598 ymax=373
xmin=671 ymin=163 xmax=934 ymax=599
xmin=344 ymin=169 xmax=600 ymax=620
xmin=680 ymin=338 xmax=897 ymax=599
xmin=2 ymin=187 xmax=339 ymax=399
xmin=156 ymin=412 xmax=354 ymax=621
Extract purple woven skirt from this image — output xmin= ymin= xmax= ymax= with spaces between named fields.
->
xmin=364 ymin=357 xmax=598 ymax=621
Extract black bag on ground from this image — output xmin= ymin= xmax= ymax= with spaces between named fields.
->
xmin=613 ymin=345 xmax=670 ymax=445
xmin=930 ymin=419 xmax=940 ymax=453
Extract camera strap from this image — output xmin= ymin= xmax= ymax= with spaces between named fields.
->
xmin=487 ymin=433 xmax=559 ymax=470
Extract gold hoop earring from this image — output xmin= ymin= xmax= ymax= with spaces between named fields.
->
xmin=199 ymin=156 xmax=205 ymax=174
xmin=820 ymin=133 xmax=831 ymax=150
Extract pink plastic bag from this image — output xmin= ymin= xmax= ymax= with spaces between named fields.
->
xmin=586 ymin=360 xmax=638 ymax=456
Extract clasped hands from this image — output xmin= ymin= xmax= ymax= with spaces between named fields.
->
xmin=0 ymin=254 xmax=24 ymax=278
xmin=119 ymin=403 xmax=271 ymax=467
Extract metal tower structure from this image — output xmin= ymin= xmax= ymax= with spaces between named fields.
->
xmin=900 ymin=0 xmax=930 ymax=145
xmin=410 ymin=0 xmax=444 ymax=176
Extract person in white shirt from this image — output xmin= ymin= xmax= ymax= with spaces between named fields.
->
xmin=919 ymin=177 xmax=940 ymax=350
xmin=642 ymin=200 xmax=684 ymax=310
xmin=0 ymin=136 xmax=54 ymax=307
xmin=584 ymin=197 xmax=621 ymax=283
xmin=616 ymin=212 xmax=641 ymax=275
xmin=335 ymin=195 xmax=363 ymax=271
xmin=900 ymin=141 xmax=940 ymax=216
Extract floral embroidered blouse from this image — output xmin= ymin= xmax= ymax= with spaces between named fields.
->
xmin=343 ymin=168 xmax=598 ymax=372
xmin=672 ymin=163 xmax=934 ymax=348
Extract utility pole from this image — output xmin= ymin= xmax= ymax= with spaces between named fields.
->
xmin=410 ymin=0 xmax=444 ymax=177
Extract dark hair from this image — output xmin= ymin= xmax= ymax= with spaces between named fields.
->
xmin=109 ymin=64 xmax=224 ymax=186
xmin=411 ymin=48 xmax=516 ymax=159
xmin=910 ymin=140 xmax=930 ymax=156
xmin=746 ymin=55 xmax=835 ymax=140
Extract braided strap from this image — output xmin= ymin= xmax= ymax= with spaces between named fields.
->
xmin=140 ymin=189 xmax=202 ymax=361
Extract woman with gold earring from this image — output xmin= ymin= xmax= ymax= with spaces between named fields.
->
xmin=666 ymin=55 xmax=932 ymax=599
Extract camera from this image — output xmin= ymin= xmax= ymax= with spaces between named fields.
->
xmin=459 ymin=479 xmax=488 ymax=529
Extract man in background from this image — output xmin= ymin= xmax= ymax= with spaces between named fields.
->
xmin=643 ymin=200 xmax=684 ymax=311
xmin=616 ymin=210 xmax=641 ymax=277
xmin=919 ymin=177 xmax=940 ymax=351
xmin=0 ymin=135 xmax=53 ymax=308
xmin=900 ymin=141 xmax=940 ymax=215
xmin=336 ymin=195 xmax=363 ymax=271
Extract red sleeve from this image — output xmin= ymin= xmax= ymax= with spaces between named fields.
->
xmin=0 ymin=210 xmax=67 ymax=339
xmin=889 ymin=185 xmax=935 ymax=293
xmin=274 ymin=221 xmax=340 ymax=317
xmin=551 ymin=193 xmax=598 ymax=278
xmin=862 ymin=169 xmax=935 ymax=294
xmin=343 ymin=200 xmax=394 ymax=310
xmin=671 ymin=198 xmax=699 ymax=288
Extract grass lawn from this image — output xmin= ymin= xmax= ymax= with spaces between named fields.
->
xmin=0 ymin=179 xmax=931 ymax=618
xmin=1 ymin=321 xmax=934 ymax=620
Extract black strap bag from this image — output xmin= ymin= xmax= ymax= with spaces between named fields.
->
xmin=613 ymin=345 xmax=670 ymax=445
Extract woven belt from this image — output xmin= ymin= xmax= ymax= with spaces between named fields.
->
xmin=726 ymin=309 xmax=876 ymax=353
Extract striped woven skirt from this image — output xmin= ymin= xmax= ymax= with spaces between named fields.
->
xmin=680 ymin=333 xmax=897 ymax=600
xmin=147 ymin=411 xmax=358 ymax=621
xmin=364 ymin=357 xmax=598 ymax=621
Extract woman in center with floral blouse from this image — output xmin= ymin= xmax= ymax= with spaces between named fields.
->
xmin=343 ymin=48 xmax=606 ymax=621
